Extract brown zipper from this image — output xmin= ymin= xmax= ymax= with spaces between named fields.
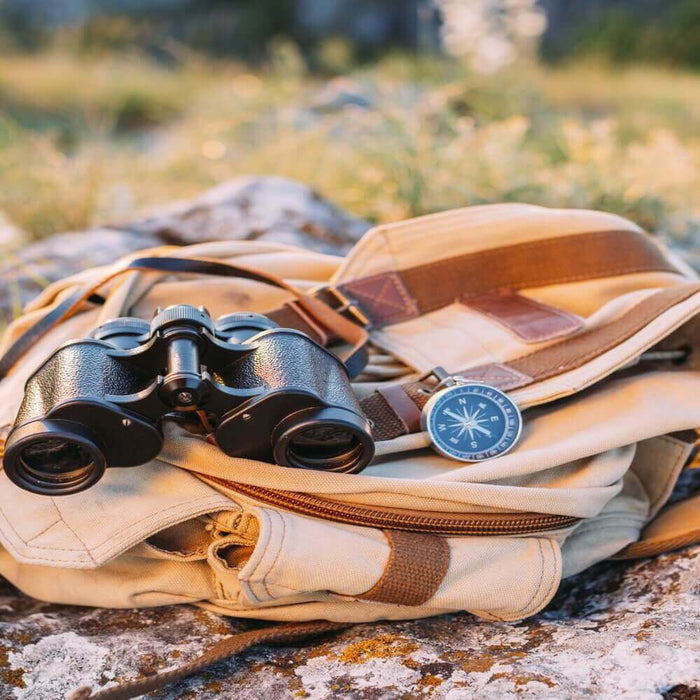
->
xmin=0 ymin=435 xmax=578 ymax=536
xmin=203 ymin=476 xmax=579 ymax=536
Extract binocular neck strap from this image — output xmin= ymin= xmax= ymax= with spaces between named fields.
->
xmin=0 ymin=255 xmax=370 ymax=381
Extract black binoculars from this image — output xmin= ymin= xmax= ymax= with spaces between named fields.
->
xmin=3 ymin=304 xmax=374 ymax=495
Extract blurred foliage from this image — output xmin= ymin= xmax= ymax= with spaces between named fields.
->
xmin=0 ymin=1 xmax=297 ymax=60
xmin=0 ymin=41 xmax=699 ymax=245
xmin=543 ymin=0 xmax=700 ymax=68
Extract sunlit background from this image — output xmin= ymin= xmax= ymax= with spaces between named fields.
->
xmin=0 ymin=0 xmax=699 ymax=246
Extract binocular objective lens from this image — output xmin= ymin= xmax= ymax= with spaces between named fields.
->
xmin=287 ymin=426 xmax=364 ymax=470
xmin=20 ymin=438 xmax=95 ymax=483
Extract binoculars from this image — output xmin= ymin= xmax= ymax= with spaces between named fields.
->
xmin=3 ymin=305 xmax=374 ymax=495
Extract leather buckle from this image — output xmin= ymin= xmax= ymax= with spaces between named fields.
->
xmin=311 ymin=285 xmax=371 ymax=328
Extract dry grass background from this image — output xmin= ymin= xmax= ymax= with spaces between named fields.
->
xmin=1 ymin=43 xmax=699 ymax=245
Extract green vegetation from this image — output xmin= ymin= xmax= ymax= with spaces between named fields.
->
xmin=545 ymin=1 xmax=700 ymax=69
xmin=0 ymin=44 xmax=699 ymax=243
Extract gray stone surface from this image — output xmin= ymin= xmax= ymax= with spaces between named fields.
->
xmin=1 ymin=182 xmax=700 ymax=698
xmin=2 ymin=547 xmax=700 ymax=698
xmin=0 ymin=176 xmax=369 ymax=327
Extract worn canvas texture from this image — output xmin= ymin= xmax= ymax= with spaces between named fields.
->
xmin=0 ymin=203 xmax=699 ymax=623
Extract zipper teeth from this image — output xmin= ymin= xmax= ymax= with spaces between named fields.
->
xmin=205 ymin=476 xmax=579 ymax=536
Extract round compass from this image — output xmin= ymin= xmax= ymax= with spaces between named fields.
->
xmin=421 ymin=382 xmax=522 ymax=462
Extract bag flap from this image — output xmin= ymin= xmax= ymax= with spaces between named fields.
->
xmin=0 ymin=459 xmax=233 ymax=568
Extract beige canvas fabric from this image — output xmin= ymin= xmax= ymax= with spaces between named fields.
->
xmin=0 ymin=204 xmax=699 ymax=623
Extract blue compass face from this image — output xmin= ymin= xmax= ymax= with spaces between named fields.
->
xmin=424 ymin=383 xmax=522 ymax=462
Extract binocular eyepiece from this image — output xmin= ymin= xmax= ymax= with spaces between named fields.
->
xmin=3 ymin=305 xmax=374 ymax=495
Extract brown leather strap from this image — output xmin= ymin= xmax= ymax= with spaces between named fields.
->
xmin=361 ymin=283 xmax=700 ymax=441
xmin=465 ymin=292 xmax=583 ymax=343
xmin=357 ymin=530 xmax=450 ymax=606
xmin=268 ymin=300 xmax=330 ymax=346
xmin=338 ymin=229 xmax=683 ymax=327
xmin=67 ymin=620 xmax=351 ymax=700
xmin=0 ymin=255 xmax=369 ymax=380
xmin=507 ymin=283 xmax=700 ymax=383
xmin=377 ymin=384 xmax=423 ymax=434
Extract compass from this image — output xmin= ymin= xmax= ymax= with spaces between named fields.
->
xmin=421 ymin=380 xmax=522 ymax=462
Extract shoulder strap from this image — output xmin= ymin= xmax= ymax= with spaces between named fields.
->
xmin=0 ymin=256 xmax=369 ymax=380
xmin=333 ymin=229 xmax=685 ymax=328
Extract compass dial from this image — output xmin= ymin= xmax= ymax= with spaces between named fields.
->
xmin=421 ymin=383 xmax=522 ymax=462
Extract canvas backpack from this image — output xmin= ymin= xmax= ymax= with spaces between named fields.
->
xmin=1 ymin=203 xmax=700 ymax=698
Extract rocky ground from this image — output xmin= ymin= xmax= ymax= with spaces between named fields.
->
xmin=2 ymin=545 xmax=700 ymax=699
xmin=1 ymin=179 xmax=700 ymax=698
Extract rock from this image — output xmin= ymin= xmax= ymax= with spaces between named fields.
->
xmin=309 ymin=78 xmax=375 ymax=113
xmin=0 ymin=213 xmax=27 ymax=251
xmin=1 ymin=546 xmax=700 ymax=698
xmin=0 ymin=177 xmax=369 ymax=326
xmin=126 ymin=176 xmax=369 ymax=254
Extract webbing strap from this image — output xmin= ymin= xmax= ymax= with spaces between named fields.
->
xmin=0 ymin=256 xmax=370 ymax=380
xmin=362 ymin=283 xmax=700 ymax=441
xmin=337 ymin=229 xmax=684 ymax=328
xmin=357 ymin=530 xmax=450 ymax=606
xmin=67 ymin=620 xmax=351 ymax=700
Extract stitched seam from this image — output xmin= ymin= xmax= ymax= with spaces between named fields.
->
xmin=468 ymin=262 xmax=676 ymax=292
xmin=241 ymin=508 xmax=273 ymax=604
xmin=345 ymin=273 xmax=418 ymax=322
xmin=514 ymin=538 xmax=545 ymax=615
xmin=534 ymin=539 xmax=561 ymax=614
xmin=246 ymin=508 xmax=274 ymax=582
xmin=25 ymin=519 xmax=64 ymax=544
xmin=5 ymin=495 xmax=230 ymax=554
xmin=345 ymin=272 xmax=414 ymax=304
xmin=647 ymin=436 xmax=689 ymax=514
xmin=472 ymin=307 xmax=578 ymax=342
xmin=469 ymin=537 xmax=558 ymax=621
xmin=90 ymin=495 xmax=229 ymax=550
xmin=262 ymin=510 xmax=288 ymax=600
xmin=469 ymin=293 xmax=583 ymax=325
xmin=52 ymin=498 xmax=97 ymax=565
xmin=383 ymin=226 xmax=404 ymax=278
xmin=361 ymin=278 xmax=410 ymax=312
xmin=388 ymin=274 xmax=419 ymax=314
xmin=548 ymin=292 xmax=690 ymax=373
xmin=462 ymin=363 xmax=532 ymax=383
xmin=0 ymin=497 xmax=86 ymax=554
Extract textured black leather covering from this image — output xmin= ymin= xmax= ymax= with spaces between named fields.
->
xmin=217 ymin=330 xmax=361 ymax=413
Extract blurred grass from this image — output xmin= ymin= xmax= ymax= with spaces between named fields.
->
xmin=0 ymin=44 xmax=699 ymax=243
